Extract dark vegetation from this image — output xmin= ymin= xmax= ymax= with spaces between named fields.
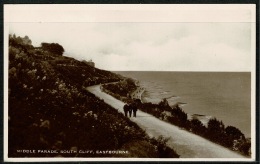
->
xmin=8 ymin=34 xmax=179 ymax=158
xmin=102 ymin=78 xmax=137 ymax=102
xmin=41 ymin=42 xmax=64 ymax=56
xmin=102 ymin=77 xmax=251 ymax=157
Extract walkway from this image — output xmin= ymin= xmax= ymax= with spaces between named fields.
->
xmin=86 ymin=84 xmax=246 ymax=158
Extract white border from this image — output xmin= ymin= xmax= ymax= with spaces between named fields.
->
xmin=4 ymin=4 xmax=256 ymax=23
xmin=250 ymin=7 xmax=256 ymax=161
xmin=4 ymin=24 xmax=9 ymax=162
xmin=3 ymin=4 xmax=257 ymax=162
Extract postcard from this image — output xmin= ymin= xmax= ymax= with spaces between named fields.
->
xmin=4 ymin=4 xmax=256 ymax=162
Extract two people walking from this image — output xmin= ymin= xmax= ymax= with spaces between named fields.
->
xmin=123 ymin=101 xmax=138 ymax=117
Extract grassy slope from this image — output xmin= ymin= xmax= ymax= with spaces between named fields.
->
xmin=8 ymin=36 xmax=179 ymax=158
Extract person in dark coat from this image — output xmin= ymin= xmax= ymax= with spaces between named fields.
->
xmin=128 ymin=103 xmax=133 ymax=117
xmin=123 ymin=103 xmax=129 ymax=117
xmin=132 ymin=103 xmax=138 ymax=117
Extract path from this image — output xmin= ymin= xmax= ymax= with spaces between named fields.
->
xmin=129 ymin=86 xmax=145 ymax=100
xmin=86 ymin=84 xmax=245 ymax=158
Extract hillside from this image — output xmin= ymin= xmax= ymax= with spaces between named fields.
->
xmin=8 ymin=35 xmax=179 ymax=158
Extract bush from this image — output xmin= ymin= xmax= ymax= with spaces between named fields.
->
xmin=238 ymin=141 xmax=251 ymax=156
xmin=167 ymin=105 xmax=189 ymax=129
xmin=190 ymin=119 xmax=207 ymax=136
xmin=41 ymin=42 xmax=64 ymax=56
xmin=150 ymin=136 xmax=180 ymax=158
xmin=225 ymin=126 xmax=245 ymax=141
xmin=102 ymin=78 xmax=137 ymax=98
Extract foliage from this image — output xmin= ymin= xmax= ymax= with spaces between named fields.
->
xmin=225 ymin=126 xmax=245 ymax=141
xmin=238 ymin=141 xmax=251 ymax=156
xmin=190 ymin=119 xmax=207 ymax=136
xmin=150 ymin=136 xmax=180 ymax=158
xmin=206 ymin=118 xmax=225 ymax=142
xmin=8 ymin=35 xmax=179 ymax=158
xmin=41 ymin=42 xmax=65 ymax=56
xmin=168 ymin=105 xmax=189 ymax=128
xmin=9 ymin=34 xmax=33 ymax=52
xmin=102 ymin=78 xmax=137 ymax=98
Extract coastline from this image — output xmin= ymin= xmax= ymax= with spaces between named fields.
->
xmin=101 ymin=80 xmax=251 ymax=157
xmin=131 ymin=83 xmax=212 ymax=128
xmin=129 ymin=85 xmax=145 ymax=102
xmin=88 ymin=84 xmax=246 ymax=158
xmin=131 ymin=82 xmax=209 ymax=124
xmin=115 ymin=71 xmax=250 ymax=138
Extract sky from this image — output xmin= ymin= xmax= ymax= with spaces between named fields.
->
xmin=4 ymin=4 xmax=256 ymax=71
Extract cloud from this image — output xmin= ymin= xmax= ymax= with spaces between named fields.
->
xmin=8 ymin=22 xmax=252 ymax=71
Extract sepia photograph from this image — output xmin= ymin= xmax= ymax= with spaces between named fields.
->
xmin=4 ymin=4 xmax=256 ymax=162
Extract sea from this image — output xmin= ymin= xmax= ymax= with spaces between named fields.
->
xmin=115 ymin=71 xmax=251 ymax=137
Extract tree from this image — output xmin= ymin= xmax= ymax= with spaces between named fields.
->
xmin=9 ymin=34 xmax=33 ymax=53
xmin=206 ymin=118 xmax=225 ymax=143
xmin=225 ymin=126 xmax=245 ymax=141
xmin=23 ymin=36 xmax=32 ymax=45
xmin=125 ymin=78 xmax=136 ymax=87
xmin=41 ymin=42 xmax=64 ymax=56
xmin=208 ymin=118 xmax=225 ymax=133
xmin=191 ymin=119 xmax=207 ymax=136
xmin=239 ymin=141 xmax=251 ymax=156
xmin=159 ymin=98 xmax=169 ymax=107
xmin=168 ymin=105 xmax=188 ymax=128
xmin=171 ymin=105 xmax=188 ymax=121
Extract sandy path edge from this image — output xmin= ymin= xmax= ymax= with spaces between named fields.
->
xmin=86 ymin=84 xmax=246 ymax=159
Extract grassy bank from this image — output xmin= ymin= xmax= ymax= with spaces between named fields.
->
xmin=8 ymin=34 xmax=179 ymax=158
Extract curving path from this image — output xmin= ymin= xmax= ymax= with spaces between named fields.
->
xmin=129 ymin=86 xmax=145 ymax=100
xmin=86 ymin=84 xmax=246 ymax=158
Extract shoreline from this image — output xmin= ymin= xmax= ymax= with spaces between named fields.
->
xmin=132 ymin=80 xmax=250 ymax=139
xmin=88 ymin=84 xmax=246 ymax=158
xmin=129 ymin=85 xmax=146 ymax=102
xmin=116 ymin=71 xmax=250 ymax=138
xmin=100 ymin=81 xmax=251 ymax=157
xmin=136 ymin=82 xmax=250 ymax=137
xmin=131 ymin=83 xmax=212 ymax=128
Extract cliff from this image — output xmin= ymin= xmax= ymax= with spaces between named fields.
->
xmin=8 ymin=34 xmax=179 ymax=158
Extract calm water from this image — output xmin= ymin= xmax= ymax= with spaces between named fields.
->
xmin=115 ymin=71 xmax=251 ymax=137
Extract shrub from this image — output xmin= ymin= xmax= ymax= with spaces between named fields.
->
xmin=190 ymin=119 xmax=207 ymax=136
xmin=41 ymin=42 xmax=64 ymax=56
xmin=225 ymin=126 xmax=245 ymax=141
xmin=150 ymin=136 xmax=180 ymax=158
